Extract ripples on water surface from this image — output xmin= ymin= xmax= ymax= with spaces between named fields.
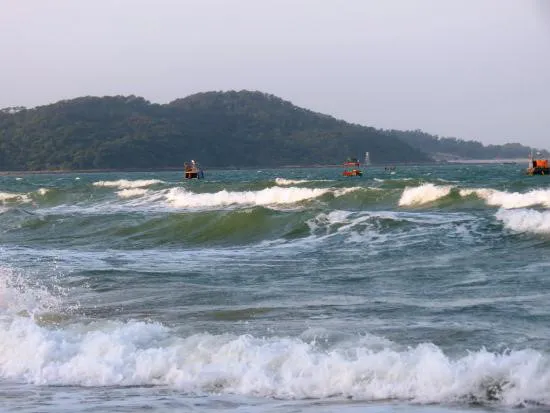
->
xmin=1 ymin=164 xmax=550 ymax=412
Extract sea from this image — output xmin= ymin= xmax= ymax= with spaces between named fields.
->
xmin=1 ymin=163 xmax=549 ymax=413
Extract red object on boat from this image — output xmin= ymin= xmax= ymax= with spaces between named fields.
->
xmin=342 ymin=158 xmax=362 ymax=176
xmin=343 ymin=169 xmax=362 ymax=176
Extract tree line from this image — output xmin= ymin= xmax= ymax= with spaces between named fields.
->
xmin=0 ymin=90 xmax=543 ymax=171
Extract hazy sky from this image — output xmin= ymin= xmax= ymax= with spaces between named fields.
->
xmin=1 ymin=0 xmax=549 ymax=147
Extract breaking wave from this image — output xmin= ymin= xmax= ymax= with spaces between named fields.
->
xmin=399 ymin=184 xmax=452 ymax=206
xmin=496 ymin=208 xmax=550 ymax=234
xmin=0 ymin=191 xmax=31 ymax=203
xmin=93 ymin=179 xmax=164 ymax=189
xmin=0 ymin=273 xmax=548 ymax=406
xmin=116 ymin=188 xmax=149 ymax=198
xmin=164 ymin=186 xmax=359 ymax=209
xmin=275 ymin=178 xmax=311 ymax=186
xmin=398 ymin=185 xmax=550 ymax=210
xmin=461 ymin=188 xmax=550 ymax=209
xmin=0 ymin=311 xmax=547 ymax=406
xmin=0 ymin=266 xmax=66 ymax=318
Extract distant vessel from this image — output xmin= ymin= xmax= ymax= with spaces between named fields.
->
xmin=526 ymin=152 xmax=549 ymax=175
xmin=342 ymin=158 xmax=362 ymax=177
xmin=184 ymin=160 xmax=204 ymax=179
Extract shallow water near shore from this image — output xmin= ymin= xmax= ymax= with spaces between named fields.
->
xmin=1 ymin=163 xmax=550 ymax=412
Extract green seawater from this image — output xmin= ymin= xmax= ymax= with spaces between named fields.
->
xmin=1 ymin=164 xmax=549 ymax=412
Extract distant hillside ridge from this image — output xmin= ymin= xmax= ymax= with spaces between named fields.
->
xmin=387 ymin=128 xmax=548 ymax=161
xmin=0 ymin=90 xmax=544 ymax=171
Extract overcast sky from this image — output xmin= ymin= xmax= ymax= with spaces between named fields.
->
xmin=1 ymin=0 xmax=549 ymax=147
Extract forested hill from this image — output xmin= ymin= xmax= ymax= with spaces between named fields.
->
xmin=389 ymin=129 xmax=549 ymax=161
xmin=0 ymin=91 xmax=430 ymax=171
xmin=0 ymin=90 xmax=544 ymax=171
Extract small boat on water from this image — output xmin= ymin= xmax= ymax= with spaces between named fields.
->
xmin=526 ymin=152 xmax=549 ymax=175
xmin=342 ymin=158 xmax=362 ymax=176
xmin=184 ymin=160 xmax=204 ymax=179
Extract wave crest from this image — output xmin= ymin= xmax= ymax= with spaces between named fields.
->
xmin=116 ymin=188 xmax=149 ymax=198
xmin=461 ymin=188 xmax=550 ymax=209
xmin=0 ymin=320 xmax=548 ymax=406
xmin=93 ymin=179 xmax=164 ymax=189
xmin=0 ymin=191 xmax=30 ymax=203
xmin=399 ymin=184 xmax=452 ymax=206
xmin=275 ymin=178 xmax=310 ymax=185
xmin=165 ymin=186 xmax=337 ymax=208
xmin=496 ymin=208 xmax=550 ymax=234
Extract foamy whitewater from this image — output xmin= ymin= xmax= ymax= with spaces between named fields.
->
xmin=93 ymin=179 xmax=164 ymax=189
xmin=1 ymin=164 xmax=550 ymax=413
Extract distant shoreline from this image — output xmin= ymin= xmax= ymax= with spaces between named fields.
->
xmin=0 ymin=159 xmax=529 ymax=176
xmin=445 ymin=158 xmax=527 ymax=164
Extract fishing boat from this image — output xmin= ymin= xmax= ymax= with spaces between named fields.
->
xmin=526 ymin=152 xmax=549 ymax=175
xmin=342 ymin=158 xmax=362 ymax=177
xmin=184 ymin=160 xmax=204 ymax=179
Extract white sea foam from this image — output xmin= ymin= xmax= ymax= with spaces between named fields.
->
xmin=0 ymin=259 xmax=546 ymax=406
xmin=334 ymin=187 xmax=363 ymax=197
xmin=496 ymin=208 xmax=550 ymax=234
xmin=0 ymin=314 xmax=548 ymax=406
xmin=116 ymin=188 xmax=149 ymax=198
xmin=275 ymin=178 xmax=310 ymax=186
xmin=93 ymin=179 xmax=164 ymax=189
xmin=306 ymin=210 xmax=472 ymax=241
xmin=461 ymin=188 xmax=550 ymax=209
xmin=0 ymin=191 xmax=31 ymax=203
xmin=164 ymin=186 xmax=352 ymax=209
xmin=37 ymin=188 xmax=49 ymax=196
xmin=399 ymin=184 xmax=452 ymax=206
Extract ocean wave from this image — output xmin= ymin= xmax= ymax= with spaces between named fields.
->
xmin=398 ymin=184 xmax=453 ymax=206
xmin=397 ymin=185 xmax=550 ymax=210
xmin=0 ymin=191 xmax=31 ymax=203
xmin=461 ymin=188 xmax=550 ymax=209
xmin=0 ymin=315 xmax=548 ymax=406
xmin=275 ymin=178 xmax=311 ymax=186
xmin=307 ymin=210 xmax=472 ymax=236
xmin=164 ymin=186 xmax=358 ymax=209
xmin=93 ymin=179 xmax=164 ymax=189
xmin=496 ymin=208 xmax=550 ymax=234
xmin=28 ymin=186 xmax=363 ymax=219
xmin=116 ymin=188 xmax=149 ymax=198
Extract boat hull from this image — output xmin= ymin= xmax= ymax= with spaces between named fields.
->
xmin=184 ymin=160 xmax=204 ymax=179
xmin=185 ymin=170 xmax=204 ymax=179
xmin=526 ymin=167 xmax=550 ymax=176
xmin=343 ymin=169 xmax=362 ymax=177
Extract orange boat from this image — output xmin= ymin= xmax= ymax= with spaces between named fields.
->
xmin=342 ymin=158 xmax=362 ymax=176
xmin=184 ymin=160 xmax=204 ymax=179
xmin=526 ymin=152 xmax=549 ymax=175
